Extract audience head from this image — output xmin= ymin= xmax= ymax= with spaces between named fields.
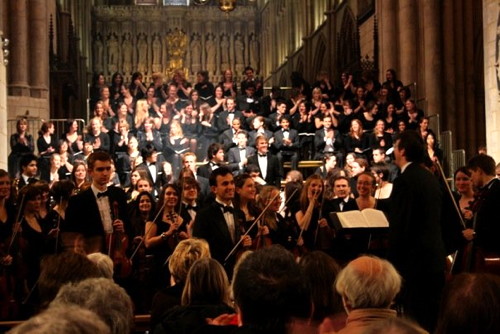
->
xmin=50 ymin=180 xmax=75 ymax=204
xmin=232 ymin=245 xmax=311 ymax=333
xmin=38 ymin=252 xmax=101 ymax=308
xmin=87 ymin=253 xmax=114 ymax=279
xmin=169 ymin=238 xmax=211 ymax=285
xmin=335 ymin=255 xmax=401 ymax=312
xmin=51 ymin=278 xmax=134 ymax=334
xmin=207 ymin=142 xmax=224 ymax=162
xmin=181 ymin=257 xmax=230 ymax=306
xmin=299 ymin=251 xmax=343 ymax=321
xmin=435 ymin=273 xmax=500 ymax=334
xmin=7 ymin=305 xmax=110 ymax=334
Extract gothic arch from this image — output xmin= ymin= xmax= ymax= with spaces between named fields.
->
xmin=336 ymin=6 xmax=360 ymax=76
xmin=312 ymin=34 xmax=327 ymax=78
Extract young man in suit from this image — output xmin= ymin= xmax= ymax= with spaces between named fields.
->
xmin=389 ymin=130 xmax=445 ymax=332
xmin=192 ymin=167 xmax=251 ymax=275
xmin=135 ymin=144 xmax=164 ymax=197
xmin=182 ymin=152 xmax=210 ymax=201
xmin=65 ymin=151 xmax=130 ymax=254
xmin=227 ymin=130 xmax=255 ymax=175
xmin=314 ymin=115 xmax=344 ymax=164
xmin=220 ymin=118 xmax=242 ymax=152
xmin=247 ymin=135 xmax=282 ymax=187
xmin=17 ymin=153 xmax=39 ymax=189
xmin=272 ymin=116 xmax=299 ymax=170
xmin=217 ymin=97 xmax=243 ymax=134
xmin=197 ymin=143 xmax=226 ymax=179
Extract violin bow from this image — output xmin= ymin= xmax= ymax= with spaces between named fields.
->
xmin=224 ymin=190 xmax=281 ymax=265
xmin=129 ymin=200 xmax=166 ymax=262
xmin=7 ymin=194 xmax=26 ymax=254
xmin=54 ymin=197 xmax=63 ymax=253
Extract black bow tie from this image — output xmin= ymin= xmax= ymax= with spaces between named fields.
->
xmin=219 ymin=203 xmax=234 ymax=214
xmin=283 ymin=129 xmax=289 ymax=133
xmin=239 ymin=147 xmax=246 ymax=151
xmin=27 ymin=177 xmax=37 ymax=184
xmin=258 ymin=153 xmax=267 ymax=157
xmin=185 ymin=204 xmax=197 ymax=211
xmin=97 ymin=190 xmax=109 ymax=198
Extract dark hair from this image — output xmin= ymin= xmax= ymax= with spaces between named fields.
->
xmin=39 ymin=121 xmax=53 ymax=136
xmin=155 ymin=184 xmax=180 ymax=216
xmin=209 ymin=166 xmax=233 ymax=187
xmin=140 ymin=143 xmax=157 ymax=160
xmin=299 ymin=251 xmax=342 ymax=321
xmin=50 ymin=180 xmax=76 ymax=203
xmin=245 ymin=164 xmax=261 ymax=175
xmin=435 ymin=273 xmax=500 ymax=334
xmin=454 ymin=166 xmax=471 ymax=179
xmin=233 ymin=245 xmax=311 ymax=333
xmin=134 ymin=191 xmax=156 ymax=221
xmin=177 ymin=176 xmax=201 ymax=193
xmin=371 ymin=163 xmax=390 ymax=182
xmin=87 ymin=151 xmax=112 ymax=170
xmin=20 ymin=153 xmax=38 ymax=170
xmin=467 ymin=154 xmax=496 ymax=176
xmin=207 ymin=142 xmax=224 ymax=160
xmin=395 ymin=130 xmax=425 ymax=163
xmin=38 ymin=252 xmax=101 ymax=307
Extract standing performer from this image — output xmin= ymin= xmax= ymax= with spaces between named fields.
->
xmin=389 ymin=130 xmax=445 ymax=332
xmin=464 ymin=154 xmax=500 ymax=272
xmin=65 ymin=151 xmax=130 ymax=255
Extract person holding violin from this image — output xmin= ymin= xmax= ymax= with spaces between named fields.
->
xmin=64 ymin=151 xmax=130 ymax=258
xmin=193 ymin=167 xmax=252 ymax=277
xmin=233 ymin=174 xmax=259 ymax=242
xmin=295 ymin=174 xmax=335 ymax=254
xmin=178 ymin=176 xmax=199 ymax=238
xmin=255 ymin=185 xmax=297 ymax=249
xmin=465 ymin=155 xmax=500 ymax=269
xmin=145 ymin=184 xmax=187 ymax=290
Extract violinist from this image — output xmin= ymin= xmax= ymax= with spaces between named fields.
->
xmin=145 ymin=184 xmax=187 ymax=289
xmin=295 ymin=174 xmax=335 ymax=253
xmin=233 ymin=174 xmax=259 ymax=239
xmin=17 ymin=185 xmax=59 ymax=290
xmin=465 ymin=155 xmax=500 ymax=269
xmin=65 ymin=151 xmax=130 ymax=255
xmin=0 ymin=169 xmax=15 ymax=267
xmin=192 ymin=167 xmax=251 ymax=277
xmin=44 ymin=180 xmax=75 ymax=253
xmin=255 ymin=185 xmax=291 ymax=248
xmin=454 ymin=167 xmax=474 ymax=225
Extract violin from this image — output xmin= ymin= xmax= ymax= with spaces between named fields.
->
xmin=165 ymin=211 xmax=182 ymax=251
xmin=106 ymin=202 xmax=132 ymax=279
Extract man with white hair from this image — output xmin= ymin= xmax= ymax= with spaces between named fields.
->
xmin=335 ymin=255 xmax=405 ymax=334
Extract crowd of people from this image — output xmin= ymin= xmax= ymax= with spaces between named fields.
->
xmin=1 ymin=67 xmax=500 ymax=333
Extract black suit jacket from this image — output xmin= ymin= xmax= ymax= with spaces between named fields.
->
xmin=219 ymin=128 xmax=238 ymax=152
xmin=197 ymin=162 xmax=217 ymax=179
xmin=325 ymin=197 xmax=359 ymax=213
xmin=217 ymin=110 xmax=243 ymax=134
xmin=227 ymin=147 xmax=256 ymax=173
xmin=248 ymin=130 xmax=273 ymax=147
xmin=192 ymin=201 xmax=244 ymax=274
xmin=65 ymin=186 xmax=130 ymax=247
xmin=389 ymin=163 xmax=446 ymax=277
xmin=247 ymin=153 xmax=282 ymax=187
xmin=314 ymin=129 xmax=344 ymax=154
xmin=272 ymin=129 xmax=299 ymax=152
xmin=136 ymin=161 xmax=164 ymax=195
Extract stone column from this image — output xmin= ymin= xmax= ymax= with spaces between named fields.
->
xmin=483 ymin=0 xmax=500 ymax=161
xmin=442 ymin=0 xmax=456 ymax=135
xmin=397 ymin=0 xmax=418 ymax=85
xmin=379 ymin=0 xmax=397 ymax=76
xmin=29 ymin=0 xmax=49 ymax=98
xmin=0 ymin=30 xmax=7 ymax=170
xmin=8 ymin=0 xmax=30 ymax=96
xmin=422 ymin=0 xmax=443 ymax=116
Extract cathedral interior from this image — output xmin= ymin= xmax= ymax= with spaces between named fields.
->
xmin=0 ymin=0 xmax=498 ymax=168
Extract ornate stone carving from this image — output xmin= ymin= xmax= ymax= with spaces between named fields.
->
xmin=152 ymin=34 xmax=162 ymax=73
xmin=107 ymin=33 xmax=120 ymax=74
xmin=206 ymin=33 xmax=217 ymax=75
xmin=122 ymin=32 xmax=133 ymax=76
xmin=166 ymin=29 xmax=188 ymax=78
xmin=190 ymin=33 xmax=202 ymax=74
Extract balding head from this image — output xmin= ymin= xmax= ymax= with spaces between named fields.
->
xmin=335 ymin=255 xmax=401 ymax=311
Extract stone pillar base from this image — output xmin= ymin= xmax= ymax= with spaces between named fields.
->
xmin=8 ymin=85 xmax=30 ymax=96
xmin=30 ymin=87 xmax=49 ymax=99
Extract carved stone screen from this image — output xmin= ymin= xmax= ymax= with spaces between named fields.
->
xmin=91 ymin=4 xmax=260 ymax=84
